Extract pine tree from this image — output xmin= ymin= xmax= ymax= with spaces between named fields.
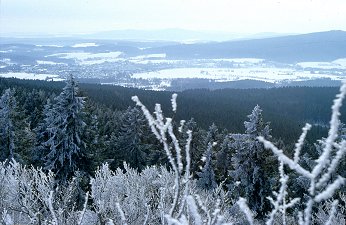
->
xmin=215 ymin=135 xmax=233 ymax=182
xmin=228 ymin=105 xmax=278 ymax=218
xmin=0 ymin=88 xmax=34 ymax=163
xmin=82 ymin=103 xmax=101 ymax=175
xmin=0 ymin=89 xmax=17 ymax=161
xmin=32 ymin=98 xmax=54 ymax=166
xmin=39 ymin=76 xmax=87 ymax=182
xmin=204 ymin=123 xmax=220 ymax=147
xmin=177 ymin=118 xmax=205 ymax=176
xmin=197 ymin=142 xmax=217 ymax=190
xmin=111 ymin=107 xmax=152 ymax=171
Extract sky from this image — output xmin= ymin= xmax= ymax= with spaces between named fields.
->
xmin=1 ymin=0 xmax=346 ymax=36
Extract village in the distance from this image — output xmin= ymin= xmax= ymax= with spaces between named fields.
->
xmin=1 ymin=30 xmax=346 ymax=91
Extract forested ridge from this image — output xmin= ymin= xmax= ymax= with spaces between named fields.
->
xmin=0 ymin=77 xmax=345 ymax=224
xmin=1 ymin=77 xmax=344 ymax=142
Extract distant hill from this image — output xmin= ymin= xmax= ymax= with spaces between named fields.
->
xmin=144 ymin=30 xmax=346 ymax=63
xmin=78 ymin=29 xmax=295 ymax=42
xmin=2 ymin=30 xmax=345 ymax=63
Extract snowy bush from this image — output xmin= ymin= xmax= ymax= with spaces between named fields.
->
xmin=253 ymin=81 xmax=346 ymax=225
xmin=0 ymin=160 xmax=90 ymax=225
xmin=1 ymin=83 xmax=346 ymax=225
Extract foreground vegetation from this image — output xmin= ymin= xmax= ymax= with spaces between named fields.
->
xmin=0 ymin=77 xmax=345 ymax=224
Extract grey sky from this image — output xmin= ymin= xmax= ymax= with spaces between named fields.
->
xmin=1 ymin=0 xmax=345 ymax=35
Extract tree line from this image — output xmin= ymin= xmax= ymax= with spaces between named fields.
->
xmin=0 ymin=77 xmax=345 ymax=224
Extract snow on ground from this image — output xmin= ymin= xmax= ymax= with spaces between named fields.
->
xmin=129 ymin=59 xmax=183 ymax=64
xmin=36 ymin=44 xmax=64 ymax=48
xmin=333 ymin=58 xmax=346 ymax=67
xmin=0 ymin=58 xmax=16 ymax=65
xmin=48 ymin=51 xmax=123 ymax=65
xmin=130 ymin=54 xmax=166 ymax=60
xmin=213 ymin=58 xmax=264 ymax=63
xmin=0 ymin=72 xmax=64 ymax=81
xmin=132 ymin=67 xmax=342 ymax=83
xmin=297 ymin=58 xmax=346 ymax=69
xmin=0 ymin=50 xmax=14 ymax=53
xmin=129 ymin=53 xmax=166 ymax=64
xmin=36 ymin=60 xmax=67 ymax=65
xmin=71 ymin=43 xmax=99 ymax=48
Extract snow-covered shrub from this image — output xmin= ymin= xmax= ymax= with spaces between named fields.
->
xmin=313 ymin=200 xmax=345 ymax=225
xmin=91 ymin=162 xmax=232 ymax=224
xmin=131 ymin=94 xmax=234 ymax=225
xmin=91 ymin=163 xmax=165 ymax=224
xmin=0 ymin=160 xmax=90 ymax=225
xmin=253 ymin=81 xmax=346 ymax=225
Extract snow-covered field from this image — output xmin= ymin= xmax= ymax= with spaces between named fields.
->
xmin=213 ymin=58 xmax=264 ymax=63
xmin=0 ymin=72 xmax=63 ymax=81
xmin=36 ymin=60 xmax=67 ymax=65
xmin=297 ymin=58 xmax=346 ymax=69
xmin=48 ymin=51 xmax=123 ymax=65
xmin=132 ymin=67 xmax=343 ymax=83
xmin=36 ymin=44 xmax=64 ymax=48
xmin=71 ymin=43 xmax=99 ymax=48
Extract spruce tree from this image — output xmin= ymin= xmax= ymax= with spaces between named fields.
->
xmin=112 ymin=107 xmax=151 ymax=171
xmin=178 ymin=118 xmax=205 ymax=176
xmin=0 ymin=88 xmax=34 ymax=163
xmin=228 ymin=105 xmax=277 ymax=218
xmin=39 ymin=76 xmax=87 ymax=182
xmin=197 ymin=142 xmax=217 ymax=190
xmin=0 ymin=89 xmax=17 ymax=161
xmin=215 ymin=135 xmax=233 ymax=182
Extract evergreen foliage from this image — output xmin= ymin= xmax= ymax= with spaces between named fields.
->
xmin=0 ymin=89 xmax=17 ymax=161
xmin=196 ymin=142 xmax=217 ymax=190
xmin=110 ymin=107 xmax=152 ymax=171
xmin=0 ymin=88 xmax=34 ymax=163
xmin=229 ymin=105 xmax=278 ymax=218
xmin=0 ymin=77 xmax=345 ymax=224
xmin=38 ymin=76 xmax=88 ymax=182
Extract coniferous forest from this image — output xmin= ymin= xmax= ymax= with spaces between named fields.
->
xmin=0 ymin=76 xmax=345 ymax=225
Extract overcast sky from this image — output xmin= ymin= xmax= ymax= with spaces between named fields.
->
xmin=1 ymin=0 xmax=346 ymax=35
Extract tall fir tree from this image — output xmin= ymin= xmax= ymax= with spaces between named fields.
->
xmin=0 ymin=88 xmax=17 ymax=161
xmin=111 ymin=107 xmax=152 ymax=171
xmin=39 ymin=76 xmax=87 ymax=182
xmin=197 ymin=142 xmax=217 ymax=190
xmin=178 ymin=118 xmax=206 ymax=176
xmin=228 ymin=105 xmax=278 ymax=218
xmin=215 ymin=135 xmax=233 ymax=182
xmin=0 ymin=88 xmax=34 ymax=163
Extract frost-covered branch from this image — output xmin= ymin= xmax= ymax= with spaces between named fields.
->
xmin=77 ymin=191 xmax=89 ymax=225
xmin=48 ymin=191 xmax=58 ymax=225
xmin=325 ymin=200 xmax=339 ymax=225
xmin=116 ymin=202 xmax=128 ymax=225
xmin=133 ymin=94 xmax=190 ymax=218
xmin=257 ymin=136 xmax=312 ymax=178
xmin=237 ymin=197 xmax=254 ymax=225
xmin=133 ymin=94 xmax=231 ymax=225
xmin=294 ymin=124 xmax=312 ymax=163
xmin=266 ymin=161 xmax=299 ymax=225
xmin=258 ymin=81 xmax=346 ymax=225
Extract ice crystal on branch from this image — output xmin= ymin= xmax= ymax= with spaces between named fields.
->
xmin=258 ymin=81 xmax=346 ymax=225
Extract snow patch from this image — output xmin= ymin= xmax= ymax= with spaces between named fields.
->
xmin=0 ymin=72 xmax=63 ymax=81
xmin=214 ymin=58 xmax=264 ymax=63
xmin=131 ymin=54 xmax=166 ymax=60
xmin=132 ymin=67 xmax=342 ymax=83
xmin=36 ymin=60 xmax=66 ymax=65
xmin=48 ymin=51 xmax=123 ymax=65
xmin=0 ymin=50 xmax=14 ymax=53
xmin=71 ymin=43 xmax=99 ymax=48
xmin=36 ymin=44 xmax=64 ymax=48
xmin=297 ymin=59 xmax=346 ymax=69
